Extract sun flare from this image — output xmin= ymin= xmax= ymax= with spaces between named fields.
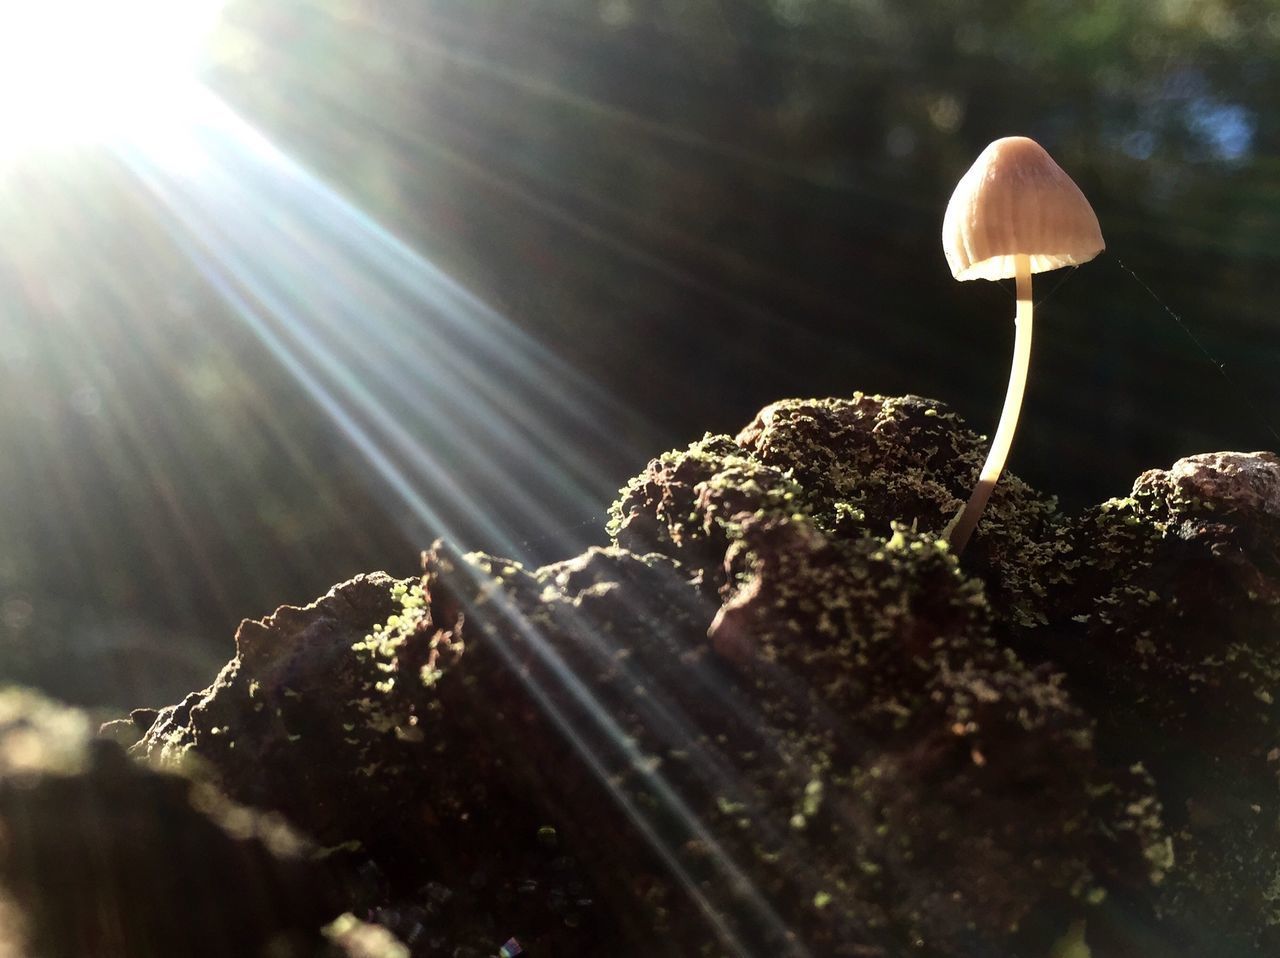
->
xmin=0 ymin=0 xmax=224 ymax=153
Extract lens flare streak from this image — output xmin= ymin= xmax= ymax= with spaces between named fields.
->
xmin=120 ymin=87 xmax=636 ymax=561
xmin=113 ymin=83 xmax=843 ymax=952
xmin=451 ymin=563 xmax=811 ymax=957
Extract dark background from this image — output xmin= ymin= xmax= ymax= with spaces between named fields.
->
xmin=2 ymin=0 xmax=1278 ymax=708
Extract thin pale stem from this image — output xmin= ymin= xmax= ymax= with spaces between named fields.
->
xmin=946 ymin=254 xmax=1034 ymax=554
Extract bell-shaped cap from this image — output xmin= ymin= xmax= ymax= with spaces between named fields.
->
xmin=942 ymin=136 xmax=1104 ymax=281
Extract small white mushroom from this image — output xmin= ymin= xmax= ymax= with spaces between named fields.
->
xmin=941 ymin=136 xmax=1105 ymax=553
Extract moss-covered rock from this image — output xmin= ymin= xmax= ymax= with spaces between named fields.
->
xmin=611 ymin=394 xmax=1067 ymax=628
xmin=1036 ymin=450 xmax=1280 ymax=955
xmin=70 ymin=395 xmax=1275 ymax=957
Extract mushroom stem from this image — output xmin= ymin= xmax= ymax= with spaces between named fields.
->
xmin=946 ymin=253 xmax=1034 ymax=554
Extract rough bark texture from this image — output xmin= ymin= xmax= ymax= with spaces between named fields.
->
xmin=3 ymin=393 xmax=1276 ymax=957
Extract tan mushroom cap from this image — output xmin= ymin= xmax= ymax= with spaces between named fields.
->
xmin=942 ymin=136 xmax=1104 ymax=281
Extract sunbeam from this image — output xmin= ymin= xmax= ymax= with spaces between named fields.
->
xmin=2 ymin=2 xmax=1276 ymax=955
xmin=102 ymin=79 xmax=824 ymax=951
xmin=0 ymin=0 xmax=224 ymax=155
xmin=441 ymin=555 xmax=812 ymax=957
xmin=1 ymin=12 xmax=888 ymax=948
xmin=119 ymin=86 xmax=644 ymax=564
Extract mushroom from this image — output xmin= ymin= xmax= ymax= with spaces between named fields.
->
xmin=941 ymin=136 xmax=1104 ymax=553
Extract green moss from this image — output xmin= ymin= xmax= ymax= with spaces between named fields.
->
xmin=123 ymin=400 xmax=1280 ymax=956
xmin=609 ymin=395 xmax=1067 ymax=635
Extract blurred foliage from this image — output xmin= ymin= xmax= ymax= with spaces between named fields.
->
xmin=2 ymin=0 xmax=1279 ymax=705
xmin=208 ymin=0 xmax=1280 ymax=447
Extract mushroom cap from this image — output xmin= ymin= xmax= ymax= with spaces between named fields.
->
xmin=942 ymin=136 xmax=1104 ymax=281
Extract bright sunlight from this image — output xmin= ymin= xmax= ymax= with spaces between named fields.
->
xmin=0 ymin=0 xmax=224 ymax=153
